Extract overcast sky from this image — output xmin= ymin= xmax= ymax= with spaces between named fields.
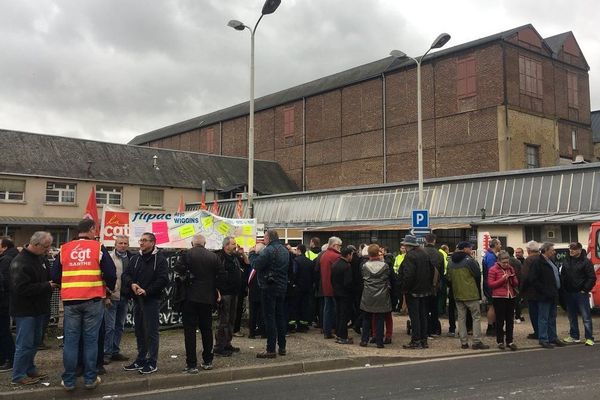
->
xmin=1 ymin=0 xmax=598 ymax=144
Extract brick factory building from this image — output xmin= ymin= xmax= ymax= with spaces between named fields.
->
xmin=129 ymin=24 xmax=592 ymax=191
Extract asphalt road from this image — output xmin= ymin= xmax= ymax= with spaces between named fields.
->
xmin=124 ymin=345 xmax=600 ymax=400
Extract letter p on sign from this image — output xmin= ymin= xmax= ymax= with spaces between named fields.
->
xmin=412 ymin=210 xmax=429 ymax=229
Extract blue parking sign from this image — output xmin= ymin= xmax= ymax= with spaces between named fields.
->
xmin=412 ymin=209 xmax=429 ymax=229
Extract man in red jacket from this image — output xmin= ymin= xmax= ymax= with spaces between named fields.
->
xmin=319 ymin=237 xmax=341 ymax=339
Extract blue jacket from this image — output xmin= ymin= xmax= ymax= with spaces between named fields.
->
xmin=249 ymin=240 xmax=289 ymax=295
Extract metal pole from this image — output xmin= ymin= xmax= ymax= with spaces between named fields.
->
xmin=248 ymin=28 xmax=255 ymax=219
xmin=416 ymin=59 xmax=424 ymax=209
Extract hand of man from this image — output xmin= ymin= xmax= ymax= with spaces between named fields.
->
xmin=49 ymin=280 xmax=59 ymax=289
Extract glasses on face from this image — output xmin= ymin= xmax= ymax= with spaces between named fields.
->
xmin=138 ymin=238 xmax=152 ymax=243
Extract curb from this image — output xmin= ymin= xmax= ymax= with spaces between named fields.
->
xmin=0 ymin=355 xmax=417 ymax=400
xmin=0 ymin=342 xmax=549 ymax=400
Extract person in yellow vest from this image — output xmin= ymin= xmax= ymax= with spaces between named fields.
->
xmin=305 ymin=237 xmax=321 ymax=261
xmin=393 ymin=245 xmax=407 ymax=313
xmin=51 ymin=219 xmax=116 ymax=392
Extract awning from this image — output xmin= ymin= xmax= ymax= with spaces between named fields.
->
xmin=305 ymin=222 xmax=471 ymax=232
xmin=0 ymin=216 xmax=81 ymax=227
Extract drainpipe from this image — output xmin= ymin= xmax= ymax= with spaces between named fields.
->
xmin=382 ymin=73 xmax=387 ymax=183
xmin=302 ymin=96 xmax=306 ymax=191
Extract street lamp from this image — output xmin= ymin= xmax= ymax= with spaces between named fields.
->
xmin=390 ymin=33 xmax=450 ymax=209
xmin=228 ymin=0 xmax=281 ymax=219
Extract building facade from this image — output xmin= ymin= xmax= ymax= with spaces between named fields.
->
xmin=0 ymin=129 xmax=297 ymax=246
xmin=130 ymin=24 xmax=592 ymax=191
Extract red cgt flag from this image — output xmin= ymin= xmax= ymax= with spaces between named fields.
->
xmin=83 ymin=187 xmax=100 ymax=236
xmin=211 ymin=199 xmax=219 ymax=216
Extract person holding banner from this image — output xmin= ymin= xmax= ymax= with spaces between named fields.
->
xmin=121 ymin=233 xmax=169 ymax=375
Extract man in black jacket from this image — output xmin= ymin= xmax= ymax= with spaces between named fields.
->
xmin=561 ymin=242 xmax=596 ymax=346
xmin=523 ymin=242 xmax=565 ymax=349
xmin=331 ymin=247 xmax=354 ymax=344
xmin=423 ymin=233 xmax=444 ymax=336
xmin=290 ymin=244 xmax=313 ymax=333
xmin=175 ymin=234 xmax=223 ymax=372
xmin=10 ymin=232 xmax=57 ymax=385
xmin=121 ymin=232 xmax=169 ymax=374
xmin=214 ymin=236 xmax=242 ymax=357
xmin=0 ymin=237 xmax=17 ymax=372
xmin=398 ymin=235 xmax=435 ymax=349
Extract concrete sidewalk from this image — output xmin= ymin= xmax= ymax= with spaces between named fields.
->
xmin=1 ymin=310 xmax=596 ymax=399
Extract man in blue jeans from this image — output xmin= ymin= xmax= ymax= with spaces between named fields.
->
xmin=561 ymin=242 xmax=596 ymax=346
xmin=523 ymin=242 xmax=566 ymax=349
xmin=249 ymin=230 xmax=289 ymax=358
xmin=104 ymin=235 xmax=132 ymax=362
xmin=52 ymin=219 xmax=117 ymax=391
xmin=9 ymin=232 xmax=57 ymax=386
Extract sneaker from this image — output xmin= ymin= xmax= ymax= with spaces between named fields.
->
xmin=514 ymin=319 xmax=521 ymax=324
xmin=184 ymin=367 xmax=199 ymax=374
xmin=12 ymin=376 xmax=40 ymax=386
xmin=61 ymin=379 xmax=75 ymax=391
xmin=563 ymin=336 xmax=581 ymax=344
xmin=324 ymin=334 xmax=335 ymax=339
xmin=447 ymin=332 xmax=456 ymax=338
xmin=139 ymin=364 xmax=157 ymax=374
xmin=102 ymin=356 xmax=112 ymax=365
xmin=460 ymin=343 xmax=470 ymax=349
xmin=383 ymin=338 xmax=392 ymax=345
xmin=214 ymin=350 xmax=232 ymax=357
xmin=540 ymin=342 xmax=555 ymax=349
xmin=472 ymin=342 xmax=490 ymax=350
xmin=256 ymin=351 xmax=277 ymax=359
xmin=111 ymin=353 xmax=130 ymax=361
xmin=224 ymin=345 xmax=240 ymax=353
xmin=497 ymin=343 xmax=505 ymax=350
xmin=585 ymin=339 xmax=595 ymax=346
xmin=359 ymin=341 xmax=368 ymax=347
xmin=233 ymin=332 xmax=245 ymax=337
xmin=123 ymin=361 xmax=144 ymax=371
xmin=84 ymin=376 xmax=101 ymax=390
xmin=508 ymin=343 xmax=518 ymax=351
xmin=421 ymin=341 xmax=429 ymax=349
xmin=200 ymin=362 xmax=213 ymax=370
xmin=376 ymin=344 xmax=385 ymax=349
xmin=278 ymin=348 xmax=287 ymax=356
xmin=369 ymin=337 xmax=376 ymax=344
xmin=402 ymin=341 xmax=422 ymax=349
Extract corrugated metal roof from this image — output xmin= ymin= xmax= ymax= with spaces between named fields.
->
xmin=190 ymin=162 xmax=600 ymax=228
xmin=592 ymin=110 xmax=600 ymax=143
xmin=0 ymin=129 xmax=298 ymax=195
xmin=129 ymin=24 xmax=546 ymax=146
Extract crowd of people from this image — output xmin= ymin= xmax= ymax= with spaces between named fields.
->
xmin=0 ymin=221 xmax=597 ymax=392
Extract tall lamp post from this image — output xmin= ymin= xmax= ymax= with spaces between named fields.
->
xmin=228 ymin=0 xmax=281 ymax=219
xmin=390 ymin=33 xmax=450 ymax=209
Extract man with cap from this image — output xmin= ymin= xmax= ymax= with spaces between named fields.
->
xmin=561 ymin=242 xmax=596 ymax=346
xmin=398 ymin=235 xmax=435 ymax=349
xmin=446 ymin=241 xmax=489 ymax=350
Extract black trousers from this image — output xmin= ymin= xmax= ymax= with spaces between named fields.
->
xmin=334 ymin=296 xmax=353 ymax=340
xmin=407 ymin=295 xmax=429 ymax=343
xmin=182 ymin=301 xmax=213 ymax=367
xmin=234 ymin=294 xmax=245 ymax=333
xmin=427 ymin=294 xmax=441 ymax=335
xmin=0 ymin=313 xmax=14 ymax=364
xmin=248 ymin=300 xmax=264 ymax=337
xmin=493 ymin=297 xmax=516 ymax=345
